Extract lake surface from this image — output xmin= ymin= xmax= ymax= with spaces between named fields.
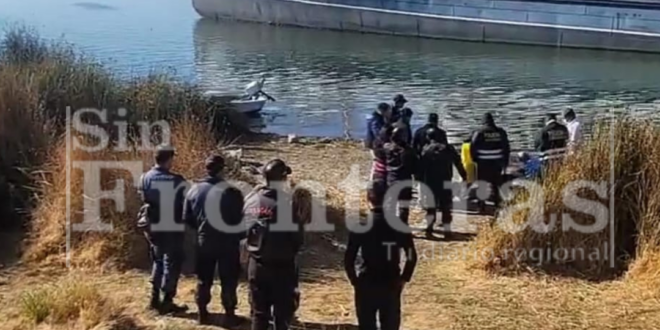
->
xmin=2 ymin=0 xmax=660 ymax=149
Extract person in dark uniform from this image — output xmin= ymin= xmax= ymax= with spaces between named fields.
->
xmin=184 ymin=155 xmax=245 ymax=326
xmin=413 ymin=113 xmax=446 ymax=155
xmin=535 ymin=113 xmax=569 ymax=164
xmin=345 ymin=180 xmax=418 ymax=330
xmin=244 ymin=159 xmax=304 ymax=330
xmin=391 ymin=94 xmax=408 ymax=123
xmin=418 ymin=128 xmax=467 ymax=239
xmin=138 ymin=145 xmax=188 ymax=314
xmin=395 ymin=107 xmax=414 ymax=146
xmin=384 ymin=126 xmax=418 ymax=225
xmin=366 ymin=103 xmax=393 ymax=180
xmin=470 ymin=112 xmax=510 ymax=212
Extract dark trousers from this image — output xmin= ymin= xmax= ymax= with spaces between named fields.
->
xmin=385 ymin=187 xmax=412 ymax=225
xmin=354 ymin=279 xmax=403 ymax=330
xmin=476 ymin=163 xmax=503 ymax=207
xmin=248 ymin=258 xmax=298 ymax=330
xmin=424 ymin=190 xmax=453 ymax=228
xmin=195 ymin=247 xmax=240 ymax=312
xmin=150 ymin=241 xmax=184 ymax=300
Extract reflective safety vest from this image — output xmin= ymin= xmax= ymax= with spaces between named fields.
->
xmin=475 ymin=148 xmax=505 ymax=161
xmin=540 ymin=147 xmax=568 ymax=162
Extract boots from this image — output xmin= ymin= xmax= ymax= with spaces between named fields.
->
xmin=198 ymin=307 xmax=211 ymax=325
xmin=159 ymin=294 xmax=189 ymax=315
xmin=148 ymin=290 xmax=160 ymax=311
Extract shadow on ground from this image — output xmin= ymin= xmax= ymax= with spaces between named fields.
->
xmin=175 ymin=311 xmax=358 ymax=330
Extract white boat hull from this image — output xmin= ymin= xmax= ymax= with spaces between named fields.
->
xmin=230 ymin=97 xmax=267 ymax=114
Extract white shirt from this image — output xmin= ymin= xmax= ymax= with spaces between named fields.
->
xmin=566 ymin=119 xmax=582 ymax=149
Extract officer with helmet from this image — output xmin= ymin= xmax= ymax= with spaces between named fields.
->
xmin=244 ymin=159 xmax=304 ymax=330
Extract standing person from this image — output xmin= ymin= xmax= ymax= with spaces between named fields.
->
xmin=384 ymin=126 xmax=418 ymax=225
xmin=418 ymin=128 xmax=467 ymax=239
xmin=470 ymin=113 xmax=510 ymax=212
xmin=563 ymin=108 xmax=582 ymax=152
xmin=138 ymin=145 xmax=188 ymax=314
xmin=384 ymin=126 xmax=418 ymax=224
xmin=366 ymin=103 xmax=393 ymax=180
xmin=395 ymin=107 xmax=414 ymax=147
xmin=413 ymin=113 xmax=446 ymax=155
xmin=184 ymin=155 xmax=245 ymax=326
xmin=344 ymin=181 xmax=418 ymax=330
xmin=535 ymin=113 xmax=569 ymax=164
xmin=244 ymin=159 xmax=304 ymax=330
xmin=391 ymin=94 xmax=408 ymax=123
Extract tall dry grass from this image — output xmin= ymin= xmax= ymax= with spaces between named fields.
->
xmin=0 ymin=27 xmax=248 ymax=232
xmin=474 ymin=118 xmax=660 ymax=281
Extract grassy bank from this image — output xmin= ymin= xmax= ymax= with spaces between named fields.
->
xmin=0 ymin=27 xmax=248 ymax=231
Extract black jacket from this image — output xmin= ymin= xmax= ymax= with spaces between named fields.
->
xmin=413 ymin=124 xmax=447 ymax=155
xmin=183 ymin=176 xmax=244 ymax=251
xmin=344 ymin=211 xmax=417 ymax=285
xmin=384 ymin=143 xmax=418 ymax=186
xmin=535 ymin=120 xmax=569 ymax=153
xmin=470 ymin=124 xmax=510 ymax=168
xmin=243 ymin=186 xmax=304 ymax=265
xmin=419 ymin=141 xmax=467 ymax=188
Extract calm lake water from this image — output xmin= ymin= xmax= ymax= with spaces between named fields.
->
xmin=2 ymin=0 xmax=660 ymax=149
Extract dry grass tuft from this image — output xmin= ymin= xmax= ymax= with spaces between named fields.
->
xmin=19 ymin=276 xmax=124 ymax=327
xmin=474 ymin=118 xmax=660 ymax=280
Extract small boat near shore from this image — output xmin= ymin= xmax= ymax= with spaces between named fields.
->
xmin=204 ymin=77 xmax=275 ymax=115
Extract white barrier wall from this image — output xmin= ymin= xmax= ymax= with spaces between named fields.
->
xmin=193 ymin=0 xmax=660 ymax=52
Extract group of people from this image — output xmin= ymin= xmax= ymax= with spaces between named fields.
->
xmin=364 ymin=94 xmax=582 ymax=236
xmin=139 ymin=150 xmax=303 ymax=329
xmin=136 ymin=97 xmax=583 ymax=330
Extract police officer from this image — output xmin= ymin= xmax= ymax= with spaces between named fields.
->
xmin=244 ymin=159 xmax=304 ymax=330
xmin=184 ymin=155 xmax=245 ymax=326
xmin=470 ymin=112 xmax=510 ymax=211
xmin=384 ymin=125 xmax=418 ymax=225
xmin=413 ymin=113 xmax=446 ymax=155
xmin=418 ymin=128 xmax=467 ymax=239
xmin=138 ymin=145 xmax=188 ymax=314
xmin=536 ymin=113 xmax=569 ymax=163
xmin=345 ymin=180 xmax=417 ymax=330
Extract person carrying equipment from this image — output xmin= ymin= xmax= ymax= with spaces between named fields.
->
xmin=535 ymin=113 xmax=569 ymax=165
xmin=184 ymin=155 xmax=245 ymax=326
xmin=344 ymin=180 xmax=417 ymax=330
xmin=418 ymin=128 xmax=467 ymax=239
xmin=413 ymin=113 xmax=446 ymax=155
xmin=244 ymin=159 xmax=303 ymax=330
xmin=470 ymin=112 xmax=510 ymax=212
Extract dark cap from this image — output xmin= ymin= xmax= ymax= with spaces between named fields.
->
xmin=563 ymin=107 xmax=576 ymax=119
xmin=428 ymin=113 xmax=439 ymax=124
xmin=393 ymin=94 xmax=408 ymax=104
xmin=154 ymin=145 xmax=175 ymax=164
xmin=205 ymin=154 xmax=225 ymax=174
xmin=402 ymin=107 xmax=413 ymax=118
xmin=482 ymin=112 xmax=495 ymax=126
xmin=263 ymin=158 xmax=292 ymax=180
xmin=377 ymin=102 xmax=391 ymax=112
xmin=425 ymin=127 xmax=439 ymax=142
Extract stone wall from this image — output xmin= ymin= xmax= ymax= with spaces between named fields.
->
xmin=192 ymin=0 xmax=660 ymax=52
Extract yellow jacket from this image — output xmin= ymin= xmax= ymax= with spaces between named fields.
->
xmin=461 ymin=142 xmax=476 ymax=183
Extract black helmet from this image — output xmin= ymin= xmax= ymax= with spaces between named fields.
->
xmin=391 ymin=124 xmax=409 ymax=145
xmin=263 ymin=159 xmax=292 ymax=181
xmin=425 ymin=127 xmax=439 ymax=142
xmin=393 ymin=94 xmax=408 ymax=104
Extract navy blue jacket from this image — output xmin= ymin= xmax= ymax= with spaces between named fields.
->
xmin=365 ymin=111 xmax=387 ymax=150
xmin=138 ymin=166 xmax=187 ymax=242
xmin=183 ymin=176 xmax=245 ymax=251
